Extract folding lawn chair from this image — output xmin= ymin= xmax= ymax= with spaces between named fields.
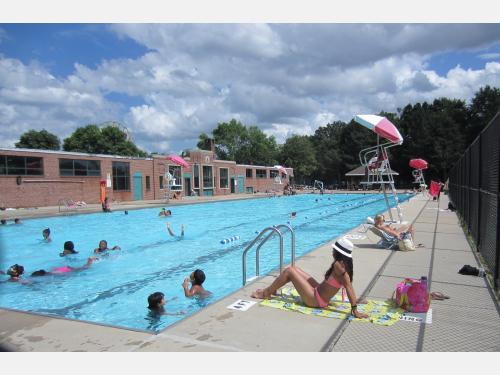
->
xmin=368 ymin=226 xmax=399 ymax=250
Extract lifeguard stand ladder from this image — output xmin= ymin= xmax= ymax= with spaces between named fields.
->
xmin=412 ymin=169 xmax=427 ymax=187
xmin=313 ymin=180 xmax=324 ymax=193
xmin=359 ymin=137 xmax=403 ymax=223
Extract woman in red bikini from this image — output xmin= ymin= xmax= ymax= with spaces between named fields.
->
xmin=251 ymin=237 xmax=368 ymax=319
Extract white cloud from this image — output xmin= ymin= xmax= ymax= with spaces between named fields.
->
xmin=0 ymin=57 xmax=119 ymax=148
xmin=478 ymin=52 xmax=500 ymax=60
xmin=3 ymin=24 xmax=500 ymax=153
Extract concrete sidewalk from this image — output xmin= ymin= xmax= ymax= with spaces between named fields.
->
xmin=1 ymin=193 xmax=499 ymax=351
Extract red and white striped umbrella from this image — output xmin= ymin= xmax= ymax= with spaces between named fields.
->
xmin=354 ymin=115 xmax=403 ymax=145
xmin=409 ymin=158 xmax=428 ymax=170
xmin=166 ymin=154 xmax=189 ymax=168
xmin=273 ymin=165 xmax=288 ymax=175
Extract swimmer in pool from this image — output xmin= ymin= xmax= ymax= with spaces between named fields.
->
xmin=94 ymin=240 xmax=121 ymax=254
xmin=159 ymin=208 xmax=172 ymax=217
xmin=42 ymin=228 xmax=52 ymax=242
xmin=1 ymin=219 xmax=6 ymax=225
xmin=166 ymin=223 xmax=184 ymax=238
xmin=60 ymin=241 xmax=78 ymax=257
xmin=1 ymin=264 xmax=27 ymax=283
xmin=31 ymin=257 xmax=96 ymax=276
xmin=147 ymin=292 xmax=185 ymax=316
xmin=182 ymin=269 xmax=211 ymax=298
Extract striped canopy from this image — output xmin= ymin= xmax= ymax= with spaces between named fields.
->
xmin=354 ymin=115 xmax=403 ymax=145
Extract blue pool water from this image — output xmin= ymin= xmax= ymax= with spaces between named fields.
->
xmin=0 ymin=193 xmax=410 ymax=331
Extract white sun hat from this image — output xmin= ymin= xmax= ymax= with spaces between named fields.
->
xmin=332 ymin=237 xmax=354 ymax=258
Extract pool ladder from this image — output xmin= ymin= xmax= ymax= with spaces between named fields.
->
xmin=242 ymin=224 xmax=295 ymax=286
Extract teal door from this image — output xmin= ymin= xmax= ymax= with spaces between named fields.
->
xmin=184 ymin=177 xmax=191 ymax=196
xmin=238 ymin=176 xmax=244 ymax=193
xmin=230 ymin=178 xmax=235 ymax=193
xmin=133 ymin=172 xmax=143 ymax=200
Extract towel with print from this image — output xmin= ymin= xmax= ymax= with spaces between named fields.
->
xmin=260 ymin=286 xmax=404 ymax=326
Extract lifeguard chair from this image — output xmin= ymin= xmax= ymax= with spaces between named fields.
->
xmin=354 ymin=115 xmax=404 ymax=223
xmin=313 ymin=180 xmax=324 ymax=194
xmin=409 ymin=158 xmax=428 ymax=193
xmin=273 ymin=165 xmax=288 ymax=185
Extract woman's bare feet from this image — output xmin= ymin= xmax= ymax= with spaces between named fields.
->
xmin=251 ymin=288 xmax=271 ymax=299
xmin=357 ymin=297 xmax=368 ymax=304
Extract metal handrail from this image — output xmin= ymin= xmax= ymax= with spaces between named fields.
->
xmin=242 ymin=224 xmax=295 ymax=286
xmin=58 ymin=199 xmax=66 ymax=213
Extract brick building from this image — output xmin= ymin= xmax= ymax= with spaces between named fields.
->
xmin=0 ymin=147 xmax=293 ymax=208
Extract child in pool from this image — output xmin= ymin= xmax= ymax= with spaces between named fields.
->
xmin=60 ymin=241 xmax=78 ymax=257
xmin=147 ymin=292 xmax=185 ymax=316
xmin=159 ymin=208 xmax=172 ymax=217
xmin=31 ymin=257 xmax=96 ymax=276
xmin=94 ymin=240 xmax=121 ymax=254
xmin=42 ymin=228 xmax=52 ymax=242
xmin=182 ymin=269 xmax=211 ymax=298
xmin=1 ymin=264 xmax=28 ymax=283
xmin=166 ymin=223 xmax=184 ymax=238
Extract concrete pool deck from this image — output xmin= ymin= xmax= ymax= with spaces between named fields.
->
xmin=1 ymin=193 xmax=499 ymax=351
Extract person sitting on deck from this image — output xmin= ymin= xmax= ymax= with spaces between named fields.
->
xmin=60 ymin=241 xmax=79 ymax=257
xmin=374 ymin=214 xmax=418 ymax=241
xmin=94 ymin=240 xmax=121 ymax=254
xmin=251 ymin=237 xmax=368 ymax=319
xmin=182 ymin=269 xmax=211 ymax=298
xmin=166 ymin=222 xmax=184 ymax=238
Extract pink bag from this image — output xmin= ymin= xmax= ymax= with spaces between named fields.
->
xmin=394 ymin=278 xmax=431 ymax=313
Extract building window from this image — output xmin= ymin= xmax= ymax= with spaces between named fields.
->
xmin=112 ymin=162 xmax=130 ymax=191
xmin=193 ymin=164 xmax=200 ymax=188
xmin=270 ymin=170 xmax=279 ymax=178
xmin=0 ymin=155 xmax=43 ymax=175
xmin=59 ymin=159 xmax=100 ymax=176
xmin=203 ymin=165 xmax=213 ymax=188
xmin=168 ymin=165 xmax=182 ymax=191
xmin=159 ymin=175 xmax=164 ymax=189
xmin=145 ymin=176 xmax=151 ymax=190
xmin=246 ymin=169 xmax=253 ymax=178
xmin=256 ymin=169 xmax=267 ymax=179
xmin=169 ymin=165 xmax=182 ymax=185
xmin=219 ymin=168 xmax=229 ymax=188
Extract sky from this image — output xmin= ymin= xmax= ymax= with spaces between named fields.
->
xmin=1 ymin=23 xmax=500 ymax=154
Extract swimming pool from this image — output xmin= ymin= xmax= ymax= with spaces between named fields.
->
xmin=0 ymin=193 xmax=410 ymax=332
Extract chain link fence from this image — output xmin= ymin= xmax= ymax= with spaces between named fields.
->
xmin=448 ymin=112 xmax=500 ymax=289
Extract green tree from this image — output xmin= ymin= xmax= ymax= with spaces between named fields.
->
xmin=466 ymin=85 xmax=500 ymax=145
xmin=338 ymin=120 xmax=376 ymax=175
xmin=15 ymin=129 xmax=60 ymax=150
xmin=210 ymin=119 xmax=248 ymax=161
xmin=280 ymin=135 xmax=318 ymax=183
xmin=198 ymin=119 xmax=279 ymax=165
xmin=196 ymin=133 xmax=213 ymax=151
xmin=311 ymin=121 xmax=346 ymax=184
xmin=63 ymin=124 xmax=147 ymax=157
xmin=397 ymin=98 xmax=467 ymax=182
